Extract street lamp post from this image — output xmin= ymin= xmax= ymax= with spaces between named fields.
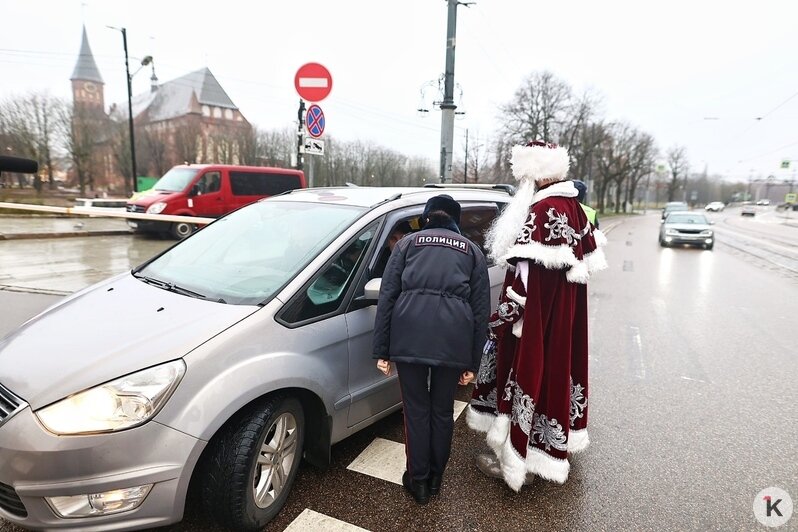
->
xmin=108 ymin=26 xmax=151 ymax=194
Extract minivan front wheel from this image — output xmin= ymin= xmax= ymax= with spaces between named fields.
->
xmin=170 ymin=221 xmax=195 ymax=239
xmin=202 ymin=396 xmax=305 ymax=531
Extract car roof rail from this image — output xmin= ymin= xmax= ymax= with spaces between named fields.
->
xmin=422 ymin=183 xmax=516 ymax=196
xmin=371 ymin=192 xmax=403 ymax=208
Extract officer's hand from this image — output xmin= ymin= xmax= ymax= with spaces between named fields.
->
xmin=459 ymin=371 xmax=475 ymax=385
xmin=377 ymin=359 xmax=391 ymax=376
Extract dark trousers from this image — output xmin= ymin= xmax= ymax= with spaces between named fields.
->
xmin=395 ymin=362 xmax=462 ymax=481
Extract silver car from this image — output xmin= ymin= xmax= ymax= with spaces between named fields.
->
xmin=0 ymin=186 xmax=508 ymax=531
xmin=658 ymin=211 xmax=715 ymax=250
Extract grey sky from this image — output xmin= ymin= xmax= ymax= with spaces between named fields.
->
xmin=2 ymin=0 xmax=797 ymax=182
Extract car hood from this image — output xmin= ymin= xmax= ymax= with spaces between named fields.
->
xmin=665 ymin=223 xmax=712 ymax=231
xmin=0 ymin=273 xmax=258 ymax=409
xmin=129 ymin=189 xmax=183 ymax=207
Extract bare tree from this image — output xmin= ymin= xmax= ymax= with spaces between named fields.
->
xmin=139 ymin=125 xmax=170 ymax=177
xmin=56 ymin=103 xmax=100 ymax=195
xmin=173 ymin=122 xmax=202 ymax=165
xmin=666 ymin=145 xmax=689 ymax=202
xmin=0 ymin=93 xmax=63 ymax=192
xmin=494 ymin=71 xmax=574 ymax=172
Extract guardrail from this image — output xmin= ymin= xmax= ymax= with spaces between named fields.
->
xmin=0 ymin=202 xmax=214 ymax=225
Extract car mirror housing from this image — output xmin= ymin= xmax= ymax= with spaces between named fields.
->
xmin=364 ymin=277 xmax=382 ymax=301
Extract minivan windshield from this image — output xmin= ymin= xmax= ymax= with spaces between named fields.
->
xmin=154 ymin=167 xmax=200 ymax=192
xmin=137 ymin=200 xmax=366 ymax=305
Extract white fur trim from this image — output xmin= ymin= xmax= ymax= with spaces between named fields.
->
xmin=486 ymin=414 xmax=511 ymax=453
xmin=585 ymin=248 xmax=608 ymax=273
xmin=593 ymin=228 xmax=607 ymax=247
xmin=568 ymin=429 xmax=590 ymax=453
xmin=511 ymin=144 xmax=570 ymax=184
xmin=505 ymin=286 xmax=526 ymax=307
xmin=501 ymin=241 xmax=578 ymax=270
xmin=531 ymin=180 xmax=578 ymax=204
xmin=478 ymin=414 xmax=574 ymax=490
xmin=466 ymin=406 xmax=496 ymax=433
xmin=512 ymin=317 xmax=524 ymax=338
xmin=566 ymin=261 xmax=589 ymax=284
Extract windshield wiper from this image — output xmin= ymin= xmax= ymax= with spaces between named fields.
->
xmin=132 ymin=272 xmax=225 ymax=303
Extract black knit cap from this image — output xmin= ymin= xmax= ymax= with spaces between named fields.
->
xmin=423 ymin=194 xmax=461 ymax=226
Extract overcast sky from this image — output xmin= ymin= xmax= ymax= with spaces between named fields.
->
xmin=2 ymin=0 xmax=798 ymax=182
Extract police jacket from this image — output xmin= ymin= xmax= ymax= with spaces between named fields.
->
xmin=372 ymin=225 xmax=490 ymax=372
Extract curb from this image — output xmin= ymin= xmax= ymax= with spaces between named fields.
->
xmin=0 ymin=230 xmax=132 ymax=240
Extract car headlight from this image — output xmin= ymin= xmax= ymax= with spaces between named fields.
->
xmin=36 ymin=360 xmax=185 ymax=435
xmin=146 ymin=202 xmax=167 ymax=214
xmin=699 ymin=230 xmax=713 ymax=237
xmin=665 ymin=229 xmax=679 ymax=235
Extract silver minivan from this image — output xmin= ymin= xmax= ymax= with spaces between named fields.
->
xmin=0 ymin=186 xmax=508 ymax=531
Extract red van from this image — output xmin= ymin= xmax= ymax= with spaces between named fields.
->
xmin=126 ymin=164 xmax=306 ymax=238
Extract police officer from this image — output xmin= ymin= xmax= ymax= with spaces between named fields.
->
xmin=573 ymin=179 xmax=599 ymax=228
xmin=372 ymin=194 xmax=490 ymax=505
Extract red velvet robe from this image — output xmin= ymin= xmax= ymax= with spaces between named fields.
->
xmin=468 ymin=185 xmax=607 ymax=491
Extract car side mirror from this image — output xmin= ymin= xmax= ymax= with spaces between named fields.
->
xmin=364 ymin=277 xmax=382 ymax=301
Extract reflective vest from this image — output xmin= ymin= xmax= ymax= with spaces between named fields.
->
xmin=580 ymin=203 xmax=597 ymax=225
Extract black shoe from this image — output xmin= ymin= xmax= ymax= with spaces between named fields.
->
xmin=428 ymin=474 xmax=442 ymax=496
xmin=402 ymin=471 xmax=430 ymax=505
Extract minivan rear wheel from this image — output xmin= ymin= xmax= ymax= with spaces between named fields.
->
xmin=201 ymin=396 xmax=305 ymax=531
xmin=170 ymin=221 xmax=195 ymax=239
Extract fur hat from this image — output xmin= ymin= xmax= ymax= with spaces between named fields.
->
xmin=511 ymin=140 xmax=570 ymax=185
xmin=423 ymin=194 xmax=461 ymax=226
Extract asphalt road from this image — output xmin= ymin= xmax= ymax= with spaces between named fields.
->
xmin=1 ymin=209 xmax=796 ymax=531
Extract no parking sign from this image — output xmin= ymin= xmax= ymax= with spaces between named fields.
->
xmin=306 ymin=104 xmax=325 ymax=139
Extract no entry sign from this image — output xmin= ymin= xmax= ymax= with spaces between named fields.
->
xmin=294 ymin=63 xmax=333 ymax=102
xmin=306 ymin=104 xmax=325 ymax=138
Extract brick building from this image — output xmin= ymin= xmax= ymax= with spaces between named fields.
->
xmin=71 ymin=26 xmax=252 ymax=193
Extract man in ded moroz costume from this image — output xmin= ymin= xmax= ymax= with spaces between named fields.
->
xmin=467 ymin=140 xmax=607 ymax=491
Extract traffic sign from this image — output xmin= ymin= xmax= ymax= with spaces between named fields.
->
xmin=782 ymin=159 xmax=791 ymax=169
xmin=306 ymin=104 xmax=325 ymax=138
xmin=786 ymin=192 xmax=797 ymax=204
xmin=303 ymin=137 xmax=325 ymax=155
xmin=294 ymin=63 xmax=333 ymax=102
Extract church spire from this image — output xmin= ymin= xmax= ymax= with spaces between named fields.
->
xmin=70 ymin=25 xmax=103 ymax=83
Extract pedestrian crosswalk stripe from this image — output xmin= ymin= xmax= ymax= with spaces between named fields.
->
xmin=453 ymin=400 xmax=468 ymax=420
xmin=346 ymin=437 xmax=406 ymax=485
xmin=283 ymin=509 xmax=371 ymax=531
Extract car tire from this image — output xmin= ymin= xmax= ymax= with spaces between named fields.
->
xmin=170 ymin=221 xmax=195 ymax=239
xmin=659 ymin=238 xmax=667 ymax=247
xmin=704 ymin=243 xmax=714 ymax=250
xmin=201 ymin=395 xmax=305 ymax=531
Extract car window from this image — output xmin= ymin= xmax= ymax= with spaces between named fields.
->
xmin=460 ymin=204 xmax=501 ymax=263
xmin=138 ymin=201 xmax=365 ymax=305
xmin=666 ymin=213 xmax=708 ymax=224
xmin=280 ymin=222 xmax=378 ymax=324
xmin=196 ymin=171 xmax=221 ymax=194
xmin=229 ymin=171 xmax=302 ymax=196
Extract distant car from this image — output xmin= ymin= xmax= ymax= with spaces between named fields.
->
xmin=756 ymin=199 xmax=771 ymax=206
xmin=705 ymin=201 xmax=725 ymax=212
xmin=659 ymin=211 xmax=714 ymax=250
xmin=741 ymin=205 xmax=757 ymax=217
xmin=661 ymin=201 xmax=689 ymax=221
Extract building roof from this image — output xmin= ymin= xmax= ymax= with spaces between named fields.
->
xmin=128 ymin=67 xmax=239 ymax=122
xmin=70 ymin=26 xmax=103 ymax=83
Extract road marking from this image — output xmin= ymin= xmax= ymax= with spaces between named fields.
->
xmin=347 ymin=437 xmax=405 ymax=485
xmin=453 ymin=400 xmax=467 ymax=420
xmin=628 ymin=325 xmax=646 ymax=379
xmin=284 ymin=509 xmax=370 ymax=531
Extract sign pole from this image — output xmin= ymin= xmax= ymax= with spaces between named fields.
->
xmin=296 ymin=99 xmax=305 ymax=171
